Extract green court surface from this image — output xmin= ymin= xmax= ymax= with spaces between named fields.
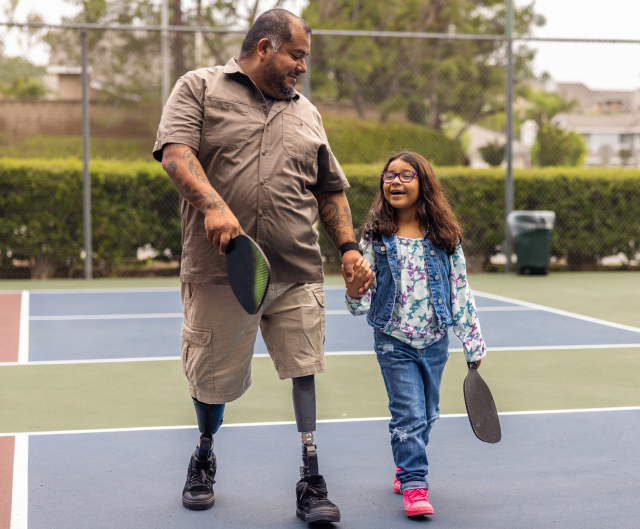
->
xmin=2 ymin=348 xmax=639 ymax=434
xmin=1 ymin=271 xmax=638 ymax=436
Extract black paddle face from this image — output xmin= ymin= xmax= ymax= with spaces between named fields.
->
xmin=226 ymin=234 xmax=271 ymax=315
xmin=463 ymin=364 xmax=501 ymax=444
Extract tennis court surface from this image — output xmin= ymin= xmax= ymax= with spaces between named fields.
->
xmin=1 ymin=277 xmax=639 ymax=528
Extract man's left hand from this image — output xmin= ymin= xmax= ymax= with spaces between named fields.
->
xmin=342 ymin=250 xmax=374 ymax=295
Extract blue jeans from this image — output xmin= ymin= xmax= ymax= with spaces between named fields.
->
xmin=374 ymin=331 xmax=449 ymax=492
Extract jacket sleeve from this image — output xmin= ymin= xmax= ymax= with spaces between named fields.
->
xmin=449 ymin=245 xmax=487 ymax=362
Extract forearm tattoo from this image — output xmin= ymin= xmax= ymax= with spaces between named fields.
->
xmin=318 ymin=192 xmax=357 ymax=246
xmin=165 ymin=147 xmax=227 ymax=215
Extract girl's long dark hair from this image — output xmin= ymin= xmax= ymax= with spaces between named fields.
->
xmin=362 ymin=151 xmax=463 ymax=255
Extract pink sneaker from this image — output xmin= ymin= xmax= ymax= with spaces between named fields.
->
xmin=393 ymin=467 xmax=401 ymax=494
xmin=403 ymin=488 xmax=434 ymax=517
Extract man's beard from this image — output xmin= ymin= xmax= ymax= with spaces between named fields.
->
xmin=263 ymin=56 xmax=296 ymax=99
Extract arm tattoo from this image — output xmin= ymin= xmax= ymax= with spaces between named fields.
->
xmin=182 ymin=148 xmax=209 ymax=185
xmin=317 ymin=191 xmax=357 ymax=246
xmin=166 ymin=150 xmax=227 ymax=215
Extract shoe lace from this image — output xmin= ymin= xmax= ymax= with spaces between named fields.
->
xmin=296 ymin=478 xmax=329 ymax=503
xmin=406 ymin=488 xmax=428 ymax=502
xmin=188 ymin=462 xmax=215 ymax=490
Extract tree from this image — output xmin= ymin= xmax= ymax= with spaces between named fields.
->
xmin=524 ymin=88 xmax=576 ymax=126
xmin=0 ymin=56 xmax=47 ymax=98
xmin=302 ymin=0 xmax=544 ymax=136
xmin=478 ymin=141 xmax=505 ymax=166
xmin=530 ymin=122 xmax=586 ymax=167
xmin=45 ymin=0 xmax=291 ymax=102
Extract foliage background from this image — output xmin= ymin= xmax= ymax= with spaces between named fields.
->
xmin=2 ymin=159 xmax=638 ymax=277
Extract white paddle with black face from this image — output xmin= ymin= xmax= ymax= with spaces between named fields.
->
xmin=463 ymin=362 xmax=501 ymax=444
xmin=225 ymin=234 xmax=271 ymax=315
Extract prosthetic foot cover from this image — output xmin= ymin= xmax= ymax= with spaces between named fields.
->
xmin=182 ymin=442 xmax=216 ymax=510
xmin=296 ymin=474 xmax=341 ymax=523
xmin=292 ymin=375 xmax=316 ymax=432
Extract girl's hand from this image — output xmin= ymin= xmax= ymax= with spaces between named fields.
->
xmin=342 ymin=257 xmax=372 ymax=299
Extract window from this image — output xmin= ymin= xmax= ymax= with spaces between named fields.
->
xmin=620 ymin=134 xmax=633 ymax=146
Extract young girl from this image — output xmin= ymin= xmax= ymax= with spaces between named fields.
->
xmin=343 ymin=151 xmax=486 ymax=517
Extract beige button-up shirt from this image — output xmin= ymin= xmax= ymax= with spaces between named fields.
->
xmin=154 ymin=59 xmax=349 ymax=284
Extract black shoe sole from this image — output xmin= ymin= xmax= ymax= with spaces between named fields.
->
xmin=182 ymin=495 xmax=215 ymax=510
xmin=296 ymin=507 xmax=341 ymax=523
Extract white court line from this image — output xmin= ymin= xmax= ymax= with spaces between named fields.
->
xmin=28 ymin=305 xmax=537 ymax=321
xmin=1 ymin=406 xmax=639 ymax=438
xmin=10 ymin=433 xmax=28 ymax=529
xmin=28 ymin=287 xmax=181 ymax=294
xmin=474 ymin=291 xmax=640 ymax=334
xmin=30 ymin=313 xmax=183 ymax=321
xmin=2 ymin=343 xmax=640 ymax=366
xmin=17 ymin=291 xmax=29 ymax=364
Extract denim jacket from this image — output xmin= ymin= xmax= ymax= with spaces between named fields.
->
xmin=366 ymin=234 xmax=453 ymax=332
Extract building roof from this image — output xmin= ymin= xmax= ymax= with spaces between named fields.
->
xmin=553 ymin=112 xmax=640 ymax=132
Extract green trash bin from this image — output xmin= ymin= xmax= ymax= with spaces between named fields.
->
xmin=507 ymin=211 xmax=556 ymax=275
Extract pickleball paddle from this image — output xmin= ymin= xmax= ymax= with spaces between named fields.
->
xmin=226 ymin=234 xmax=271 ymax=315
xmin=463 ymin=362 xmax=501 ymax=443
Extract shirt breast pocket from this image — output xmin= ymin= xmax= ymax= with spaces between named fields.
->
xmin=282 ymin=113 xmax=321 ymax=166
xmin=204 ymin=98 xmax=250 ymax=147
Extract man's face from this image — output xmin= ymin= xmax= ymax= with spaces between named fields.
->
xmin=262 ymin=24 xmax=310 ymax=99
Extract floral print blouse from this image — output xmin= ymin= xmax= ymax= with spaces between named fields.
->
xmin=346 ymin=236 xmax=487 ymax=362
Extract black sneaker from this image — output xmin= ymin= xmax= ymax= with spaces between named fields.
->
xmin=182 ymin=452 xmax=216 ymax=510
xmin=296 ymin=474 xmax=341 ymax=523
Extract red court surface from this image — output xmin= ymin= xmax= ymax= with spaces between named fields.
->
xmin=0 ymin=294 xmax=20 ymax=363
xmin=0 ymin=436 xmax=14 ymax=529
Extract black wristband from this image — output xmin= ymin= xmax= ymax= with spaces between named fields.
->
xmin=339 ymin=242 xmax=363 ymax=258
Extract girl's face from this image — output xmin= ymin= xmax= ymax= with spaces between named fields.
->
xmin=383 ymin=158 xmax=421 ymax=211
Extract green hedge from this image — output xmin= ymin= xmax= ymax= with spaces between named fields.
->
xmin=322 ymin=116 xmax=466 ymax=166
xmin=0 ymin=158 xmax=179 ymax=277
xmin=322 ymin=165 xmax=640 ymax=272
xmin=0 ymin=118 xmax=465 ymax=166
xmin=2 ymin=159 xmax=639 ymax=277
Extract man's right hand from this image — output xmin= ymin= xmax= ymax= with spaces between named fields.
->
xmin=204 ymin=206 xmax=244 ymax=254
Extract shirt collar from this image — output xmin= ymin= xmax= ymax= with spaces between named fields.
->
xmin=223 ymin=58 xmax=300 ymax=101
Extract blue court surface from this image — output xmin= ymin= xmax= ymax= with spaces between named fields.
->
xmin=26 ymin=409 xmax=640 ymax=528
xmin=25 ymin=288 xmax=640 ymax=362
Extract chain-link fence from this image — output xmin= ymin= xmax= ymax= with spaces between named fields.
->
xmin=1 ymin=19 xmax=640 ymax=279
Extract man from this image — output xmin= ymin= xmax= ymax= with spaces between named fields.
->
xmin=153 ymin=8 xmax=372 ymax=525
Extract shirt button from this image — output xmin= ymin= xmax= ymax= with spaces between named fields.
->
xmin=430 ymin=250 xmax=435 ymax=256
xmin=225 ymin=103 xmax=230 ymax=108
xmin=438 ymin=298 xmax=443 ymax=304
xmin=435 ymin=274 xmax=439 ymax=280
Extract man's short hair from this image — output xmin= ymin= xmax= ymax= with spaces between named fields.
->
xmin=239 ymin=9 xmax=311 ymax=59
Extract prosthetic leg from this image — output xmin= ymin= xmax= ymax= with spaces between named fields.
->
xmin=292 ymin=375 xmax=341 ymax=523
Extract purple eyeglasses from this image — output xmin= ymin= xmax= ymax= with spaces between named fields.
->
xmin=381 ymin=171 xmax=417 ymax=184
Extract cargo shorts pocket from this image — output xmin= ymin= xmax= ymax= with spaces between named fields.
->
xmin=310 ymin=287 xmax=326 ymax=341
xmin=180 ymin=322 xmax=213 ymax=385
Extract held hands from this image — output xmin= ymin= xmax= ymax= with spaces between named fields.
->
xmin=341 ymin=251 xmax=374 ymax=299
xmin=204 ymin=206 xmax=244 ymax=254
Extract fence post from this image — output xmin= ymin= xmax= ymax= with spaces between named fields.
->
xmin=504 ymin=0 xmax=515 ymax=273
xmin=161 ymin=0 xmax=170 ymax=106
xmin=303 ymin=47 xmax=311 ymax=102
xmin=81 ymin=28 xmax=92 ymax=279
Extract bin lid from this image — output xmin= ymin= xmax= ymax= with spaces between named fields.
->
xmin=507 ymin=210 xmax=555 ymax=236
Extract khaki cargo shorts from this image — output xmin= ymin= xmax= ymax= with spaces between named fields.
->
xmin=180 ymin=282 xmax=326 ymax=404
